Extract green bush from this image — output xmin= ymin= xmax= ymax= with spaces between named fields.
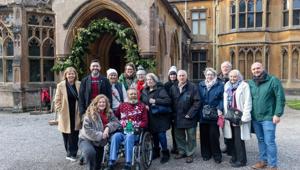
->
xmin=286 ymin=100 xmax=300 ymax=110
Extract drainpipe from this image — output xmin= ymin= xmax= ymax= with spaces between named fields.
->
xmin=184 ymin=0 xmax=187 ymax=21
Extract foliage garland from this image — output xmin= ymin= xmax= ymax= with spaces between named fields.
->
xmin=52 ymin=18 xmax=155 ymax=78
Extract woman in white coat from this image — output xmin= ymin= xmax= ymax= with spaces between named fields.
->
xmin=223 ymin=69 xmax=252 ymax=168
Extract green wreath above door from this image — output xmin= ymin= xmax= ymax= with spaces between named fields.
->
xmin=52 ymin=18 xmax=155 ymax=78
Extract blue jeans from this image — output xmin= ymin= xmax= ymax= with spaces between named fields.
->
xmin=109 ymin=132 xmax=138 ymax=165
xmin=152 ymin=131 xmax=168 ymax=151
xmin=252 ymin=120 xmax=277 ymax=167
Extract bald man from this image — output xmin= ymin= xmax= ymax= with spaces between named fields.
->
xmin=248 ymin=62 xmax=285 ymax=170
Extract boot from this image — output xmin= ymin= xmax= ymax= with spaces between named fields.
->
xmin=160 ymin=150 xmax=170 ymax=164
xmin=152 ymin=147 xmax=160 ymax=160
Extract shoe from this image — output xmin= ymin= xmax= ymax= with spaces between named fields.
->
xmin=152 ymin=148 xmax=160 ymax=160
xmin=186 ymin=156 xmax=193 ymax=163
xmin=202 ymin=157 xmax=211 ymax=161
xmin=171 ymin=148 xmax=179 ymax=154
xmin=160 ymin=150 xmax=170 ymax=164
xmin=66 ymin=155 xmax=77 ymax=162
xmin=231 ymin=162 xmax=246 ymax=168
xmin=214 ymin=159 xmax=222 ymax=164
xmin=79 ymin=156 xmax=85 ymax=165
xmin=122 ymin=164 xmax=131 ymax=170
xmin=105 ymin=165 xmax=115 ymax=170
xmin=251 ymin=161 xmax=267 ymax=169
xmin=174 ymin=154 xmax=186 ymax=159
xmin=266 ymin=167 xmax=277 ymax=170
xmin=229 ymin=159 xmax=236 ymax=164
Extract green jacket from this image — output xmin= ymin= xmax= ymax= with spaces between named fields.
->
xmin=118 ymin=73 xmax=137 ymax=90
xmin=248 ymin=74 xmax=285 ymax=121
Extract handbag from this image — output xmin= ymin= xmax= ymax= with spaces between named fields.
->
xmin=202 ymin=105 xmax=218 ymax=120
xmin=150 ymin=105 xmax=172 ymax=114
xmin=224 ymin=107 xmax=243 ymax=125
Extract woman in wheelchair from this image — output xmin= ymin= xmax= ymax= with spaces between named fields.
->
xmin=106 ymin=88 xmax=148 ymax=170
xmin=78 ymin=94 xmax=121 ymax=170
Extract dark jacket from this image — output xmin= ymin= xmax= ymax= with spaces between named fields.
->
xmin=198 ymin=80 xmax=224 ymax=124
xmin=248 ymin=74 xmax=285 ymax=121
xmin=114 ymin=82 xmax=125 ymax=102
xmin=79 ymin=75 xmax=112 ymax=115
xmin=140 ymin=83 xmax=171 ymax=132
xmin=164 ymin=80 xmax=178 ymax=95
xmin=169 ymin=81 xmax=201 ymax=129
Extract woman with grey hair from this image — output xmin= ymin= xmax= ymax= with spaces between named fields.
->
xmin=199 ymin=67 xmax=224 ymax=164
xmin=140 ymin=73 xmax=172 ymax=164
xmin=223 ymin=69 xmax=252 ymax=167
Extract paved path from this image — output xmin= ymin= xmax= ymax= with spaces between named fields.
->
xmin=0 ymin=107 xmax=299 ymax=170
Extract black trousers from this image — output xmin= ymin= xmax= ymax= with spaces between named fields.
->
xmin=171 ymin=121 xmax=177 ymax=150
xmin=79 ymin=139 xmax=104 ymax=170
xmin=200 ymin=123 xmax=222 ymax=161
xmin=62 ymin=130 xmax=79 ymax=157
xmin=230 ymin=124 xmax=247 ymax=164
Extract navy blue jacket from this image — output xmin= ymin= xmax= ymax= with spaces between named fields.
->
xmin=198 ymin=80 xmax=224 ymax=124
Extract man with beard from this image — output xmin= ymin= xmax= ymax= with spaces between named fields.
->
xmin=107 ymin=88 xmax=148 ymax=170
xmin=118 ymin=62 xmax=137 ymax=90
xmin=249 ymin=62 xmax=285 ymax=170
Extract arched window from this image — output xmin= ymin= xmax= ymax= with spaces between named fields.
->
xmin=28 ymin=38 xmax=40 ymax=56
xmin=283 ymin=0 xmax=289 ymax=26
xmin=5 ymin=38 xmax=14 ymax=56
xmin=230 ymin=1 xmax=236 ymax=29
xmin=239 ymin=51 xmax=246 ymax=78
xmin=256 ymin=0 xmax=263 ymax=27
xmin=292 ymin=49 xmax=300 ymax=79
xmin=43 ymin=39 xmax=54 ymax=56
xmin=239 ymin=0 xmax=246 ymax=28
xmin=282 ymin=49 xmax=288 ymax=79
xmin=246 ymin=51 xmax=254 ymax=79
xmin=293 ymin=0 xmax=300 ymax=25
xmin=230 ymin=49 xmax=236 ymax=69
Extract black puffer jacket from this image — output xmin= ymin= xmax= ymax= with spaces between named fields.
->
xmin=140 ymin=83 xmax=172 ymax=133
xmin=169 ymin=81 xmax=201 ymax=129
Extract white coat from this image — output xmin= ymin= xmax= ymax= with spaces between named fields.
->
xmin=223 ymin=81 xmax=252 ymax=140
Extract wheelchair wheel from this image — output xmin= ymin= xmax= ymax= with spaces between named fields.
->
xmin=140 ymin=131 xmax=153 ymax=169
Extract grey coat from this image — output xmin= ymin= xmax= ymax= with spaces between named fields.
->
xmin=79 ymin=111 xmax=121 ymax=146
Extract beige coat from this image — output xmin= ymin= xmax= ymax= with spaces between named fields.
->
xmin=54 ymin=80 xmax=81 ymax=133
xmin=223 ymin=81 xmax=252 ymax=140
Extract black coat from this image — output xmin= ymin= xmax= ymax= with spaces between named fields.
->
xmin=79 ymin=75 xmax=112 ymax=115
xmin=140 ymin=83 xmax=171 ymax=133
xmin=169 ymin=81 xmax=201 ymax=129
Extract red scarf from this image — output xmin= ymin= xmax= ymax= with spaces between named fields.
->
xmin=137 ymin=80 xmax=144 ymax=101
xmin=99 ymin=111 xmax=108 ymax=127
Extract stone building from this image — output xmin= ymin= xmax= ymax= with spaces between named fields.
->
xmin=0 ymin=0 xmax=190 ymax=111
xmin=170 ymin=0 xmax=300 ymax=91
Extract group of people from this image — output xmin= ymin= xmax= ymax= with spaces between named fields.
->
xmin=54 ymin=59 xmax=285 ymax=170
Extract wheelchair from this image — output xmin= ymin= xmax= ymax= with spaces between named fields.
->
xmin=101 ymin=130 xmax=153 ymax=170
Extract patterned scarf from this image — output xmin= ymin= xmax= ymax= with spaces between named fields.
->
xmin=205 ymin=78 xmax=217 ymax=91
xmin=226 ymin=80 xmax=242 ymax=108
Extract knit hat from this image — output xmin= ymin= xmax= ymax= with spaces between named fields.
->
xmin=136 ymin=65 xmax=146 ymax=75
xmin=106 ymin=68 xmax=118 ymax=77
xmin=168 ymin=66 xmax=177 ymax=75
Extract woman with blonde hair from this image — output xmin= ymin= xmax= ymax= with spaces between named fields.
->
xmin=54 ymin=66 xmax=81 ymax=161
xmin=78 ymin=94 xmax=121 ymax=170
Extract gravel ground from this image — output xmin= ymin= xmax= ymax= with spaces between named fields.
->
xmin=0 ymin=106 xmax=299 ymax=170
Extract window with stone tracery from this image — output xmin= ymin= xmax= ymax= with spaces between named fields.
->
xmin=231 ymin=0 xmax=266 ymax=29
xmin=27 ymin=13 xmax=55 ymax=82
xmin=238 ymin=47 xmax=264 ymax=79
xmin=0 ymin=12 xmax=14 ymax=82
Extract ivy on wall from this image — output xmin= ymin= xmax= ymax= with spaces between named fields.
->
xmin=52 ymin=18 xmax=155 ymax=78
